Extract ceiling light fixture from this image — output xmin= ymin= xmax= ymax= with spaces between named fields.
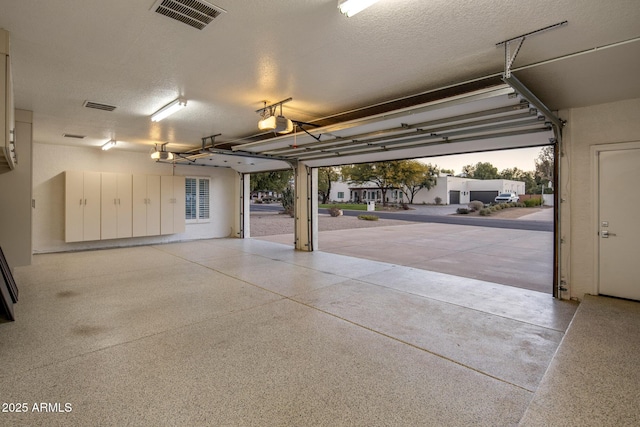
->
xmin=101 ymin=139 xmax=116 ymax=151
xmin=256 ymin=98 xmax=294 ymax=134
xmin=338 ymin=0 xmax=380 ymax=17
xmin=151 ymin=98 xmax=187 ymax=122
xmin=151 ymin=142 xmax=175 ymax=160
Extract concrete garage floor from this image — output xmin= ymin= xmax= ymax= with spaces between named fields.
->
xmin=259 ymin=220 xmax=553 ymax=294
xmin=2 ymin=239 xmax=579 ymax=426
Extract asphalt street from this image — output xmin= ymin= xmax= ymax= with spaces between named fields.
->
xmin=250 ymin=204 xmax=553 ymax=232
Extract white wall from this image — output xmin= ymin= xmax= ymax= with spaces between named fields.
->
xmin=329 ymin=180 xmax=350 ymax=202
xmin=412 ymin=177 xmax=525 ymax=205
xmin=412 ymin=176 xmax=450 ymax=204
xmin=560 ymin=97 xmax=640 ymax=301
xmin=32 ymin=143 xmax=237 ymax=253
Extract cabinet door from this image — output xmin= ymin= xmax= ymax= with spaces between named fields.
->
xmin=132 ymin=175 xmax=147 ymax=237
xmin=65 ymin=171 xmax=84 ymax=242
xmin=161 ymin=176 xmax=186 ymax=235
xmin=83 ymin=172 xmax=102 ymax=241
xmin=160 ymin=175 xmax=174 ymax=235
xmin=146 ymin=175 xmax=161 ymax=236
xmin=172 ymin=176 xmax=185 ymax=233
xmin=101 ymin=172 xmax=118 ymax=240
xmin=116 ymin=173 xmax=132 ymax=238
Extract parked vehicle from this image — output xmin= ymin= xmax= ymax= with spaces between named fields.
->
xmin=494 ymin=193 xmax=519 ymax=203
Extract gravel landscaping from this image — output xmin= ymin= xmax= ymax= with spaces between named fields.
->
xmin=250 ymin=212 xmax=416 ymax=237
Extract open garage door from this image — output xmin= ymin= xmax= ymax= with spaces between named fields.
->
xmin=181 ymin=76 xmax=562 ymax=298
xmin=230 ymin=77 xmax=558 ymax=169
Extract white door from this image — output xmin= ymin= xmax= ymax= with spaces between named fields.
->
xmin=101 ymin=172 xmax=118 ymax=240
xmin=146 ymin=175 xmax=161 ymax=236
xmin=160 ymin=175 xmax=174 ymax=235
xmin=132 ymin=175 xmax=147 ymax=237
xmin=83 ymin=172 xmax=102 ymax=242
xmin=173 ymin=176 xmax=185 ymax=233
xmin=65 ymin=171 xmax=84 ymax=242
xmin=116 ymin=173 xmax=133 ymax=239
xmin=598 ymin=148 xmax=640 ymax=300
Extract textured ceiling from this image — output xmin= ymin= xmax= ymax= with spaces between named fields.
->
xmin=1 ymin=0 xmax=638 ymax=167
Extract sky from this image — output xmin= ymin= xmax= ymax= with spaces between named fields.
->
xmin=418 ymin=146 xmax=543 ymax=175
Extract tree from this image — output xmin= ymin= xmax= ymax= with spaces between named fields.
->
xmin=318 ymin=167 xmax=341 ymax=204
xmin=461 ymin=164 xmax=475 ymax=177
xmin=535 ymin=146 xmax=554 ymax=191
xmin=500 ymin=167 xmax=537 ymax=194
xmin=471 ymin=162 xmax=499 ymax=180
xmin=440 ymin=168 xmax=455 ymax=175
xmin=499 ymin=166 xmax=526 ymax=181
xmin=342 ymin=161 xmax=403 ymax=206
xmin=250 ymin=170 xmax=293 ymax=193
xmin=397 ymin=161 xmax=438 ymax=204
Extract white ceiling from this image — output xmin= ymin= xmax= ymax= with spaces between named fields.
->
xmin=1 ymin=0 xmax=639 ymax=171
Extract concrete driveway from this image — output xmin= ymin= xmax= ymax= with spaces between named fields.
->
xmin=258 ymin=213 xmax=553 ymax=294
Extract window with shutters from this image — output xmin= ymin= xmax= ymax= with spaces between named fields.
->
xmin=185 ymin=177 xmax=210 ymax=223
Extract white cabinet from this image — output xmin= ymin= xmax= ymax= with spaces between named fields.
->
xmin=101 ymin=173 xmax=132 ymax=240
xmin=161 ymin=175 xmax=185 ymax=235
xmin=132 ymin=175 xmax=160 ymax=237
xmin=65 ymin=171 xmax=101 ymax=242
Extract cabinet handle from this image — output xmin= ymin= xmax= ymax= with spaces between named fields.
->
xmin=118 ymin=198 xmax=121 ymax=205
xmin=84 ymin=199 xmax=87 ymax=205
xmin=79 ymin=199 xmax=83 ymax=205
xmin=114 ymin=198 xmax=117 ymax=205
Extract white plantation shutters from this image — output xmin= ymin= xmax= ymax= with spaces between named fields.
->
xmin=185 ymin=177 xmax=210 ymax=223
xmin=198 ymin=178 xmax=210 ymax=220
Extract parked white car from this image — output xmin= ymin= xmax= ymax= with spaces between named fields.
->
xmin=495 ymin=193 xmax=519 ymax=203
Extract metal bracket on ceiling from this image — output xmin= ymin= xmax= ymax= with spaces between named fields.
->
xmin=497 ymin=22 xmax=568 ymax=131
xmin=496 ymin=21 xmax=568 ymax=78
xmin=255 ymin=98 xmax=293 ymax=118
xmin=292 ymin=120 xmax=322 ymax=143
xmin=200 ymin=133 xmax=222 ymax=153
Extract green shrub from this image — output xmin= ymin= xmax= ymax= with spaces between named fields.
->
xmin=479 ymin=208 xmax=491 ymax=216
xmin=468 ymin=200 xmax=484 ymax=211
xmin=456 ymin=208 xmax=470 ymax=214
xmin=357 ymin=214 xmax=379 ymax=221
xmin=434 ymin=196 xmax=442 ymax=205
xmin=517 ymin=202 xmax=526 ymax=208
xmin=524 ymin=198 xmax=542 ymax=207
xmin=494 ymin=203 xmax=503 ymax=210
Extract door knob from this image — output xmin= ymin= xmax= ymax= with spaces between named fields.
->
xmin=601 ymin=230 xmax=617 ymax=238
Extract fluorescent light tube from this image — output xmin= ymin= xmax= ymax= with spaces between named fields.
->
xmin=338 ymin=0 xmax=380 ymax=17
xmin=101 ymin=139 xmax=116 ymax=150
xmin=151 ymin=98 xmax=187 ymax=122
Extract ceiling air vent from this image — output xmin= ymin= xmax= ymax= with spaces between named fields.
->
xmin=63 ymin=133 xmax=86 ymax=139
xmin=151 ymin=0 xmax=226 ymax=30
xmin=83 ymin=101 xmax=117 ymax=112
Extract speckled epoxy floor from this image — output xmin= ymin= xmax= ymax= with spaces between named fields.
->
xmin=0 ymin=238 xmax=586 ymax=426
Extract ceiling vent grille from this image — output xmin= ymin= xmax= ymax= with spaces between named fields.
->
xmin=83 ymin=101 xmax=117 ymax=112
xmin=151 ymin=0 xmax=226 ymax=30
xmin=63 ymin=133 xmax=86 ymax=139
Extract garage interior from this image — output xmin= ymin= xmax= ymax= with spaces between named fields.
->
xmin=1 ymin=0 xmax=640 ymax=425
